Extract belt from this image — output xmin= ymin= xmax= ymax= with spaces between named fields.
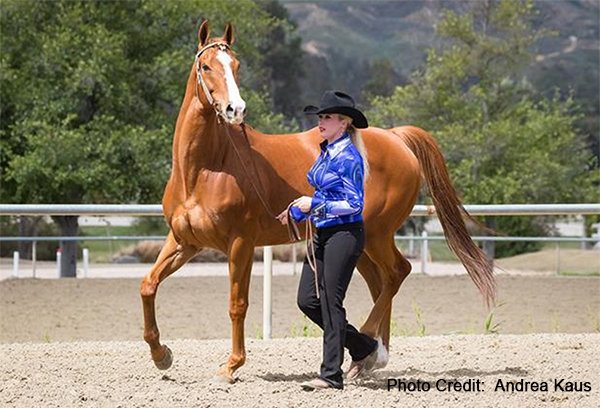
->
xmin=317 ymin=220 xmax=363 ymax=233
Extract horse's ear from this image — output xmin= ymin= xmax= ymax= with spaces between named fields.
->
xmin=224 ymin=22 xmax=235 ymax=45
xmin=198 ymin=20 xmax=210 ymax=46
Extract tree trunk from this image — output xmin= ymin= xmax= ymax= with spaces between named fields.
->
xmin=52 ymin=216 xmax=79 ymax=278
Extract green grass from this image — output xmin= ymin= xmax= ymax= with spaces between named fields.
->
xmin=78 ymin=226 xmax=594 ymax=265
xmin=301 ymin=315 xmax=322 ymax=337
xmin=395 ymin=235 xmax=459 ymax=263
xmin=253 ymin=322 xmax=263 ymax=339
xmin=484 ymin=301 xmax=506 ymax=334
xmin=396 ymin=235 xmax=592 ymax=264
xmin=551 ymin=312 xmax=561 ymax=333
xmin=558 ymin=271 xmax=600 ymax=277
xmin=81 ymin=230 xmax=457 ymax=264
xmin=541 ymin=241 xmax=587 ymax=251
xmin=411 ymin=300 xmax=426 ymax=337
xmin=79 ymin=225 xmax=165 ymax=263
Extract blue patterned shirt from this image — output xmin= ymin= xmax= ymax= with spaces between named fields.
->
xmin=290 ymin=132 xmax=364 ymax=228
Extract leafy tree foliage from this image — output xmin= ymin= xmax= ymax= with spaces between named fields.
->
xmin=0 ymin=0 xmax=301 ymax=274
xmin=254 ymin=0 xmax=305 ymax=120
xmin=368 ymin=0 xmax=599 ymax=257
xmin=363 ymin=57 xmax=403 ymax=98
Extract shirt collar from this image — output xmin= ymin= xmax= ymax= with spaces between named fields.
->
xmin=319 ymin=132 xmax=352 ymax=159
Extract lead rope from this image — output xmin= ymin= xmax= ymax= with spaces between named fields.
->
xmin=305 ymin=219 xmax=319 ymax=299
xmin=285 ymin=202 xmax=319 ymax=298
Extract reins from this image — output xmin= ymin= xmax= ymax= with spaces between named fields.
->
xmin=194 ymin=43 xmax=319 ymax=297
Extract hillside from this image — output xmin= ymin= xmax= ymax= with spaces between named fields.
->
xmin=281 ymin=0 xmax=599 ymax=157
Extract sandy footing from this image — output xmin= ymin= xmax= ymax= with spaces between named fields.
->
xmin=1 ymin=334 xmax=598 ymax=408
xmin=1 ymin=275 xmax=598 ymax=343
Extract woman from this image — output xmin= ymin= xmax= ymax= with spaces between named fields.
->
xmin=277 ymin=90 xmax=386 ymax=390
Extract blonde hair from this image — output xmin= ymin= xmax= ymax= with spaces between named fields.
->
xmin=338 ymin=114 xmax=370 ymax=184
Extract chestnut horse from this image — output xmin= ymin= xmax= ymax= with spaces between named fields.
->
xmin=140 ymin=21 xmax=496 ymax=383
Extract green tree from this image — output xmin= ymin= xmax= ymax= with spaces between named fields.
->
xmin=363 ymin=57 xmax=403 ymax=98
xmin=254 ymin=0 xmax=305 ymax=120
xmin=0 ymin=0 xmax=298 ymax=275
xmin=368 ymin=0 xmax=599 ymax=257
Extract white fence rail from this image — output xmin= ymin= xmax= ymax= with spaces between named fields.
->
xmin=2 ymin=203 xmax=600 ymax=216
xmin=2 ymin=203 xmax=599 ymax=339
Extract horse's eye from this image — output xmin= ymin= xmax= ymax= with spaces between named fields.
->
xmin=202 ymin=64 xmax=211 ymax=71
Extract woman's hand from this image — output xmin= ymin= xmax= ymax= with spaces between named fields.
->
xmin=276 ymin=196 xmax=312 ymax=226
xmin=276 ymin=209 xmax=289 ymax=225
xmin=292 ymin=196 xmax=312 ymax=213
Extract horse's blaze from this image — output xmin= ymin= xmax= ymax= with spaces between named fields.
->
xmin=215 ymin=49 xmax=245 ymax=124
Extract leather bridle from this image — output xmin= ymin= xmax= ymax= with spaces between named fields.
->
xmin=195 ymin=41 xmax=230 ymax=107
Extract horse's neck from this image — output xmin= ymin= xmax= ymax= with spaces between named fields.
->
xmin=171 ymin=90 xmax=228 ymax=196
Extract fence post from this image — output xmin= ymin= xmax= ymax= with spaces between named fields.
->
xmin=56 ymin=248 xmax=61 ymax=278
xmin=263 ymin=245 xmax=273 ymax=339
xmin=83 ymin=248 xmax=89 ymax=278
xmin=408 ymin=232 xmax=415 ymax=257
xmin=32 ymin=241 xmax=37 ymax=279
xmin=12 ymin=251 xmax=19 ymax=278
xmin=421 ymin=230 xmax=428 ymax=274
xmin=555 ymin=243 xmax=561 ymax=275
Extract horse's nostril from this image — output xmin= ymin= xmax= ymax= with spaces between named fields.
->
xmin=226 ymin=104 xmax=234 ymax=114
xmin=242 ymin=107 xmax=247 ymax=115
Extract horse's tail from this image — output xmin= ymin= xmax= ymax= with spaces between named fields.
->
xmin=390 ymin=125 xmax=497 ymax=307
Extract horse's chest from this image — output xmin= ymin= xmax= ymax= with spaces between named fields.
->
xmin=169 ymin=204 xmax=230 ymax=249
xmin=167 ymin=175 xmax=244 ymax=248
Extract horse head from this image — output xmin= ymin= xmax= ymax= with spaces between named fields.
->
xmin=195 ymin=20 xmax=246 ymax=124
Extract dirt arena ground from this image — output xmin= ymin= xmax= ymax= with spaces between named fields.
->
xmin=1 ymin=273 xmax=599 ymax=407
xmin=1 ymin=274 xmax=598 ymax=342
xmin=1 ymin=335 xmax=598 ymax=407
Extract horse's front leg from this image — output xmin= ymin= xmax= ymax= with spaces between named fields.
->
xmin=213 ymin=235 xmax=254 ymax=383
xmin=141 ymin=231 xmax=199 ymax=369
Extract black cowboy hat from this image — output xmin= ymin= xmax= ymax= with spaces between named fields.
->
xmin=303 ymin=90 xmax=368 ymax=129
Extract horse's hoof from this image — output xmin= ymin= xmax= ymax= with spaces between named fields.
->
xmin=210 ymin=374 xmax=235 ymax=384
xmin=154 ymin=345 xmax=173 ymax=370
xmin=372 ymin=337 xmax=389 ymax=370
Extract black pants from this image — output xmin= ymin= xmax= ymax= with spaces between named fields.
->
xmin=297 ymin=220 xmax=377 ymax=389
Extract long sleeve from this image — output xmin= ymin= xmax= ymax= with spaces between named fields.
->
xmin=289 ymin=192 xmax=332 ymax=223
xmin=289 ymin=137 xmax=365 ymax=227
xmin=289 ymin=205 xmax=309 ymax=222
xmin=310 ymin=158 xmax=364 ymax=218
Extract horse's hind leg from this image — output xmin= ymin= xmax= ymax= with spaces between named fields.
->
xmin=360 ymin=235 xmax=411 ymax=343
xmin=140 ymin=231 xmax=198 ymax=369
xmin=356 ymin=253 xmax=383 ymax=329
xmin=356 ymin=253 xmax=392 ymax=350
